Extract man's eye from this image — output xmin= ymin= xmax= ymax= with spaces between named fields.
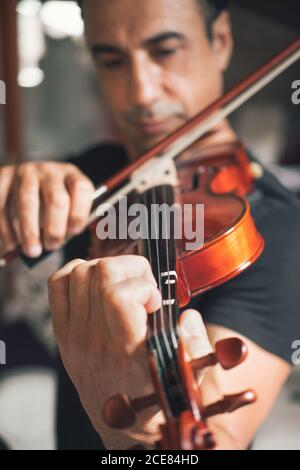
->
xmin=99 ymin=59 xmax=124 ymax=69
xmin=155 ymin=48 xmax=177 ymax=58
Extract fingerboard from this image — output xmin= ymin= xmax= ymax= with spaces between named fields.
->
xmin=140 ymin=184 xmax=188 ymax=417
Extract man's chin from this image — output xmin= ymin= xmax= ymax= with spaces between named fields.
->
xmin=124 ymin=118 xmax=186 ymax=156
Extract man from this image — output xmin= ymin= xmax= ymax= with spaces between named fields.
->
xmin=1 ymin=0 xmax=300 ymax=449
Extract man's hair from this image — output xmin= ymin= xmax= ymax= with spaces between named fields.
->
xmin=197 ymin=0 xmax=228 ymax=37
xmin=77 ymin=0 xmax=228 ymax=37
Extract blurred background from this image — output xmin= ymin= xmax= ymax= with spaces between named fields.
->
xmin=0 ymin=0 xmax=299 ymax=450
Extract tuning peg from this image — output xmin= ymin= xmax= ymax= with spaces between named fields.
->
xmin=203 ymin=390 xmax=256 ymax=419
xmin=103 ymin=393 xmax=158 ymax=429
xmin=192 ymin=427 xmax=216 ymax=450
xmin=190 ymin=337 xmax=248 ymax=373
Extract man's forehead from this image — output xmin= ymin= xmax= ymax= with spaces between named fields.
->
xmin=84 ymin=0 xmax=202 ymax=46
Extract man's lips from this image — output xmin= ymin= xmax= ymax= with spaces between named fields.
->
xmin=135 ymin=119 xmax=173 ymax=136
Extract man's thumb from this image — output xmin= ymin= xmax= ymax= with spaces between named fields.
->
xmin=179 ymin=309 xmax=213 ymax=360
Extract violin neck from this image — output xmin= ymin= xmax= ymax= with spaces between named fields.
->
xmin=140 ymin=184 xmax=180 ymax=335
xmin=140 ymin=184 xmax=189 ymax=417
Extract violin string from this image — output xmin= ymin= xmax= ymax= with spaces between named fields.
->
xmin=162 ymin=184 xmax=179 ymax=350
xmin=141 ymin=189 xmax=168 ymax=366
xmin=151 ymin=186 xmax=173 ymax=360
xmin=159 ymin=184 xmax=186 ymax=413
xmin=142 ymin=191 xmax=162 ymax=362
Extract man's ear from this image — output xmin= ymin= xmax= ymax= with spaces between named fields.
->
xmin=210 ymin=11 xmax=233 ymax=72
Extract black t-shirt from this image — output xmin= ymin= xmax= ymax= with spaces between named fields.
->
xmin=57 ymin=142 xmax=300 ymax=449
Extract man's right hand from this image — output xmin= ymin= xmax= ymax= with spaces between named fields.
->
xmin=0 ymin=162 xmax=95 ymax=258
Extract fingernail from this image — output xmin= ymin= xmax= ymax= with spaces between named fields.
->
xmin=26 ymin=245 xmax=43 ymax=258
xmin=180 ymin=324 xmax=192 ymax=340
xmin=180 ymin=311 xmax=203 ymax=338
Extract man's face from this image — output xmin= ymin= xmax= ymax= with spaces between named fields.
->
xmin=83 ymin=0 xmax=232 ymax=157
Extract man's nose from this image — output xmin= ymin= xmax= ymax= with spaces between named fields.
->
xmin=128 ymin=53 xmax=162 ymax=109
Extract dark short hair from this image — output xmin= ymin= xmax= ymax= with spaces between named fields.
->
xmin=198 ymin=0 xmax=229 ymax=37
xmin=77 ymin=0 xmax=228 ymax=37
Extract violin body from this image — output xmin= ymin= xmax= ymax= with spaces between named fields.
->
xmin=176 ymin=142 xmax=264 ymax=305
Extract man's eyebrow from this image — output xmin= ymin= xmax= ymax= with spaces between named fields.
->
xmin=90 ymin=44 xmax=122 ymax=56
xmin=90 ymin=32 xmax=186 ymax=57
xmin=143 ymin=31 xmax=186 ymax=47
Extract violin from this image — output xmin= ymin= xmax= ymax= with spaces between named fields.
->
xmin=1 ymin=37 xmax=299 ymax=450
xmin=101 ymin=140 xmax=260 ymax=450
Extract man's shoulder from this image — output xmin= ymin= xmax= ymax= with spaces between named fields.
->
xmin=252 ymin=165 xmax=300 ymax=250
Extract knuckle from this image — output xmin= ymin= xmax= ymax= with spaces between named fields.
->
xmin=38 ymin=161 xmax=61 ymax=175
xmin=15 ymin=164 xmax=26 ymax=178
xmin=71 ymin=262 xmax=87 ymax=280
xmin=104 ymin=284 xmax=128 ymax=308
xmin=15 ymin=172 xmax=38 ymax=204
xmin=16 ymin=163 xmax=35 ymax=179
xmin=72 ymin=265 xmax=83 ymax=278
xmin=140 ymin=255 xmax=151 ymax=270
xmin=40 ymin=162 xmax=76 ymax=179
xmin=47 ymin=273 xmax=60 ymax=292
xmin=126 ymin=255 xmax=150 ymax=272
xmin=95 ymin=258 xmax=116 ymax=282
xmin=0 ymin=165 xmax=14 ymax=178
xmin=73 ymin=258 xmax=86 ymax=264
xmin=64 ymin=162 xmax=78 ymax=173
xmin=69 ymin=175 xmax=94 ymax=192
xmin=40 ymin=164 xmax=72 ymax=193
